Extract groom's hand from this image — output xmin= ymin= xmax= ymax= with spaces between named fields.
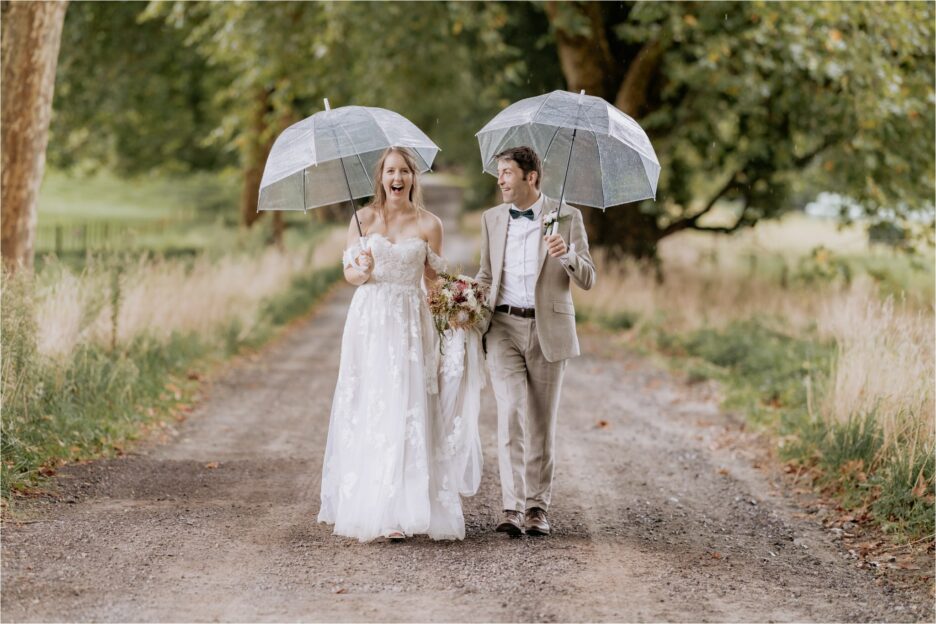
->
xmin=544 ymin=234 xmax=567 ymax=258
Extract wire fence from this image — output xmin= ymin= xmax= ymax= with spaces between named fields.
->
xmin=35 ymin=217 xmax=201 ymax=254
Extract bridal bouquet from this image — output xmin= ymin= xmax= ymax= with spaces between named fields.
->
xmin=427 ymin=272 xmax=490 ymax=337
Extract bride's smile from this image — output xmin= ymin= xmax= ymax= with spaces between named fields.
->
xmin=381 ymin=152 xmax=414 ymax=206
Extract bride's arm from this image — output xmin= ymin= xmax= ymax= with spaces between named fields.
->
xmin=421 ymin=212 xmax=445 ymax=287
xmin=343 ymin=210 xmax=374 ymax=286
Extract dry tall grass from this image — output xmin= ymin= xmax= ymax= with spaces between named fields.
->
xmin=574 ymin=214 xmax=935 ymax=472
xmin=33 ymin=229 xmax=345 ymax=359
xmin=577 ymin=247 xmax=846 ymax=333
xmin=818 ymin=289 xmax=935 ymax=461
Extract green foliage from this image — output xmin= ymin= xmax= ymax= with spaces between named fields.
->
xmin=597 ymin=310 xmax=640 ymax=331
xmin=640 ymin=2 xmax=934 ymax=230
xmin=871 ymin=446 xmax=935 ymax=537
xmin=792 ymin=246 xmax=852 ymax=286
xmin=785 ymin=409 xmax=934 ymax=538
xmin=1 ymin=327 xmax=209 ymax=498
xmin=49 ymin=1 xmax=563 ymax=213
xmin=672 ymin=319 xmax=831 ymax=425
xmin=49 ymin=1 xmax=233 ymax=175
xmin=260 ymin=265 xmax=343 ymax=328
xmin=545 ymin=1 xmax=935 ymax=250
xmin=46 ymin=0 xmax=936 ymax=253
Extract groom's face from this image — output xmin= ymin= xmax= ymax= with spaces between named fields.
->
xmin=497 ymin=159 xmax=538 ymax=207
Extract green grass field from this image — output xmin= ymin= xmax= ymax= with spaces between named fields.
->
xmin=38 ymin=169 xmax=237 ymax=223
xmin=35 ymin=169 xmax=330 ymax=263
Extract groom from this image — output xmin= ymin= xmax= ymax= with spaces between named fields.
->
xmin=476 ymin=146 xmax=596 ymax=536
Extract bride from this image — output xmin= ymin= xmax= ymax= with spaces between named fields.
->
xmin=318 ymin=146 xmax=483 ymax=542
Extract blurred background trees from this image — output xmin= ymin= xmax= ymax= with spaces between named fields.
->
xmin=7 ymin=0 xmax=932 ymax=266
xmin=544 ymin=1 xmax=935 ymax=257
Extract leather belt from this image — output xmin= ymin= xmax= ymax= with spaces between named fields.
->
xmin=495 ymin=304 xmax=535 ymax=318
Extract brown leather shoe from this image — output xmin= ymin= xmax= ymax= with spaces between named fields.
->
xmin=524 ymin=507 xmax=550 ymax=536
xmin=495 ymin=510 xmax=524 ymax=536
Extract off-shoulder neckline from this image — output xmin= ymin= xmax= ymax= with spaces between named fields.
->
xmin=367 ymin=232 xmax=428 ymax=246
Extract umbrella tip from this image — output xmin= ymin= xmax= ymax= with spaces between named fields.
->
xmin=324 ymin=98 xmax=331 ymax=111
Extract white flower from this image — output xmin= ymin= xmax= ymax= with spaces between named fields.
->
xmin=542 ymin=210 xmax=560 ymax=235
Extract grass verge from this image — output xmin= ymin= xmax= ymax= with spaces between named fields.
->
xmin=2 ymin=239 xmax=344 ymax=502
xmin=608 ymin=315 xmax=935 ymax=541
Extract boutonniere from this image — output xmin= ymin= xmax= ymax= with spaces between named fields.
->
xmin=542 ymin=210 xmax=571 ymax=236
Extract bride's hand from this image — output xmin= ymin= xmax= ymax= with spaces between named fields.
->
xmin=355 ymin=248 xmax=374 ymax=275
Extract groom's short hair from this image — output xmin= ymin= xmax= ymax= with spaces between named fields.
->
xmin=495 ymin=146 xmax=542 ymax=189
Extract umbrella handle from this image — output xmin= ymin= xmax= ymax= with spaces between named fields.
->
xmin=552 ymin=127 xmax=578 ymax=237
xmin=337 ymin=147 xmax=364 ymax=237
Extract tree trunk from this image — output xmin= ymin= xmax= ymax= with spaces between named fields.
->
xmin=582 ymin=205 xmax=664 ymax=263
xmin=270 ymin=211 xmax=284 ymax=250
xmin=614 ymin=40 xmax=663 ymax=118
xmin=1 ymin=0 xmax=69 ymax=272
xmin=543 ymin=1 xmax=613 ymax=100
xmin=239 ymin=87 xmax=274 ymax=228
xmin=546 ymin=2 xmax=673 ymax=260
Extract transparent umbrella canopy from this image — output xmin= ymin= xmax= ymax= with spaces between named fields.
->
xmin=258 ymin=100 xmax=440 ymax=235
xmin=476 ymin=89 xmax=660 ymax=216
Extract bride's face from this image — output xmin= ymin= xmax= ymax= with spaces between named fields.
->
xmin=381 ymin=152 xmax=414 ymax=202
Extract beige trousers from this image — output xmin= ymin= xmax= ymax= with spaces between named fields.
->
xmin=486 ymin=311 xmax=567 ymax=512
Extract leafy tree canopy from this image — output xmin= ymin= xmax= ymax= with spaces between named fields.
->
xmin=543 ymin=1 xmax=934 ymax=252
xmin=47 ymin=1 xmax=934 ymax=251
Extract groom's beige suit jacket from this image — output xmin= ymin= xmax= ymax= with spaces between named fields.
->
xmin=476 ymin=196 xmax=596 ymax=362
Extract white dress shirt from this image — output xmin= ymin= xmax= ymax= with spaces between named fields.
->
xmin=496 ymin=194 xmax=578 ymax=310
xmin=496 ymin=195 xmax=544 ymax=309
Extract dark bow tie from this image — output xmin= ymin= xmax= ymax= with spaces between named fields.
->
xmin=509 ymin=208 xmax=535 ymax=220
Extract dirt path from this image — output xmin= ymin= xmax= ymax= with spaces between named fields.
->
xmin=2 ymin=237 xmax=931 ymax=622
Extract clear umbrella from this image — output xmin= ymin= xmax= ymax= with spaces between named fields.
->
xmin=258 ymin=99 xmax=440 ymax=235
xmin=476 ymin=89 xmax=659 ymax=230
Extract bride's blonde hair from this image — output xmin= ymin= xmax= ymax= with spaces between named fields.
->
xmin=369 ymin=147 xmax=425 ymax=224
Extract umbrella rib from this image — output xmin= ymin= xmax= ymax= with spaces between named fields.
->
xmin=530 ymin=91 xmax=554 ymax=127
xmin=606 ymin=109 xmax=658 ymax=163
xmin=578 ymin=111 xmax=607 ymax=208
xmin=309 ymin=114 xmax=318 ymax=164
xmin=593 ymin=132 xmax=606 ymax=209
xmin=363 ymin=106 xmax=437 ymax=172
xmin=335 ymin=117 xmax=375 ymax=190
xmin=541 ymin=124 xmax=563 ymax=165
xmin=363 ymin=106 xmax=395 ymax=147
xmin=411 ymin=148 xmax=431 ymax=172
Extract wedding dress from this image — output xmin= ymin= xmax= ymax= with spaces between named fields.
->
xmin=318 ymin=234 xmax=483 ymax=541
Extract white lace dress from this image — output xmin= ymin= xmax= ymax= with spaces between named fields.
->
xmin=318 ymin=234 xmax=483 ymax=542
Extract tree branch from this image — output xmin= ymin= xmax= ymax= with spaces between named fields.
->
xmin=691 ymin=213 xmax=758 ymax=235
xmin=662 ymin=169 xmax=742 ymax=237
xmin=614 ymin=39 xmax=663 ymax=117
xmin=662 ymin=132 xmax=840 ymax=239
xmin=795 ymin=134 xmax=841 ymax=168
